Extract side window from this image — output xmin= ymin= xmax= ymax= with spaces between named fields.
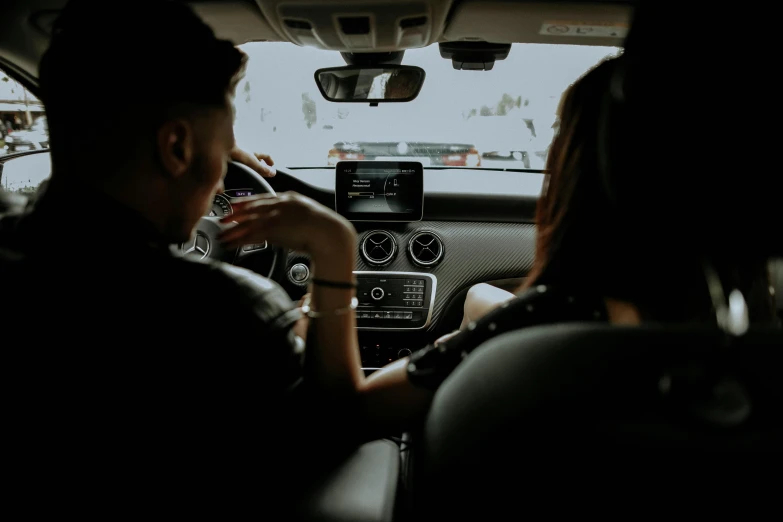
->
xmin=0 ymin=67 xmax=51 ymax=205
xmin=1 ymin=153 xmax=52 ymax=200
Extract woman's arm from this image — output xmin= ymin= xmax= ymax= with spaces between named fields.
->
xmin=356 ymin=359 xmax=435 ymax=437
xmin=355 ymin=285 xmax=517 ymax=434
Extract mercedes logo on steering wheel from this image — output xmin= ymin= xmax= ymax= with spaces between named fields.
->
xmin=184 ymin=231 xmax=210 ymax=260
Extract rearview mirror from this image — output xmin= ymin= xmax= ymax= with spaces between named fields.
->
xmin=314 ymin=65 xmax=425 ymax=103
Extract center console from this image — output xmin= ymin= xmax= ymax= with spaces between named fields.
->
xmin=332 ymin=161 xmax=433 ymax=369
xmin=355 ymin=271 xmax=436 ymax=330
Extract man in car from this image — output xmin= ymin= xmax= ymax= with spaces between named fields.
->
xmin=383 ymin=68 xmax=422 ymax=99
xmin=0 ymin=0 xmax=360 ymax=508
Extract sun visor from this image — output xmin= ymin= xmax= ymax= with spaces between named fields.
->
xmin=443 ymin=1 xmax=631 ymax=46
xmin=30 ymin=1 xmax=281 ymax=45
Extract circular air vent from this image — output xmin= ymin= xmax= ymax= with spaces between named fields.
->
xmin=408 ymin=231 xmax=444 ymax=267
xmin=361 ymin=230 xmax=397 ymax=265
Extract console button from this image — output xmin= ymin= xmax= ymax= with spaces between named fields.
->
xmin=371 ymin=287 xmax=385 ymax=300
xmin=243 ymin=242 xmax=268 ymax=252
xmin=288 ymin=263 xmax=310 ymax=283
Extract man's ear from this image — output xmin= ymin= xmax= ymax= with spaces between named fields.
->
xmin=156 ymin=119 xmax=193 ymax=178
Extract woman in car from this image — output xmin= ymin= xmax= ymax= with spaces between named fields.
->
xmin=219 ymin=54 xmax=777 ymax=436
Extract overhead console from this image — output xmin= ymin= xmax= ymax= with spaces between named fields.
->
xmin=252 ymin=0 xmax=454 ymax=51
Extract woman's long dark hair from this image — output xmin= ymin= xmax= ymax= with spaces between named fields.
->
xmin=523 ymin=57 xmax=775 ymax=324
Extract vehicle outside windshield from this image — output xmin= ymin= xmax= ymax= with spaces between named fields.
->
xmin=234 ymin=42 xmax=619 ymax=171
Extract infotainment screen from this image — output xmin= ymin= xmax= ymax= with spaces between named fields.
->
xmin=335 ymin=161 xmax=424 ymax=222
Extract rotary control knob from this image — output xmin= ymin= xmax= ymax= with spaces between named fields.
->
xmin=398 ymin=348 xmax=412 ymax=358
xmin=371 ymin=287 xmax=385 ymax=300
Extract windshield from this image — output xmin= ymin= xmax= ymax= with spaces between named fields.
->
xmin=234 ymin=42 xmax=619 ymax=170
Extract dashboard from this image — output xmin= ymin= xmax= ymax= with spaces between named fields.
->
xmin=223 ymin=162 xmax=542 ymax=370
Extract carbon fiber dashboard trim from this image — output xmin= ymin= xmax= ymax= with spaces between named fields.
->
xmin=287 ymin=222 xmax=535 ymax=331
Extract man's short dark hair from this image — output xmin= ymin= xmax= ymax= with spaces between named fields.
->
xmin=40 ymin=0 xmax=247 ymax=168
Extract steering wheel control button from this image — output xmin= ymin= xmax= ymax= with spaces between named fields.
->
xmin=242 ymin=241 xmax=267 ymax=252
xmin=289 ymin=263 xmax=310 ymax=284
xmin=371 ymin=287 xmax=385 ymax=300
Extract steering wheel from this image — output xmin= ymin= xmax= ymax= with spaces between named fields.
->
xmin=176 ymin=161 xmax=287 ymax=283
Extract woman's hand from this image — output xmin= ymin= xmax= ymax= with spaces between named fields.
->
xmin=217 ymin=192 xmax=356 ymax=264
xmin=293 ymin=293 xmax=310 ymax=339
xmin=434 ymin=330 xmax=460 ymax=346
xmin=230 ymin=146 xmax=276 ymax=177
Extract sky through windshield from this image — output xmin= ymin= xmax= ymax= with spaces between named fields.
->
xmin=233 ymin=42 xmax=619 ymax=170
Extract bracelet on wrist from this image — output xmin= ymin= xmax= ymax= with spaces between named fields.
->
xmin=300 ymin=294 xmax=358 ymax=318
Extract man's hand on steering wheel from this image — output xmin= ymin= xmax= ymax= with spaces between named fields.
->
xmin=230 ymin=146 xmax=276 ymax=177
xmin=180 ymin=147 xmax=281 ymax=274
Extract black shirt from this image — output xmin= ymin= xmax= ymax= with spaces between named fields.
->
xmin=407 ymin=285 xmax=609 ymax=390
xmin=0 ymin=180 xmax=307 ymax=494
